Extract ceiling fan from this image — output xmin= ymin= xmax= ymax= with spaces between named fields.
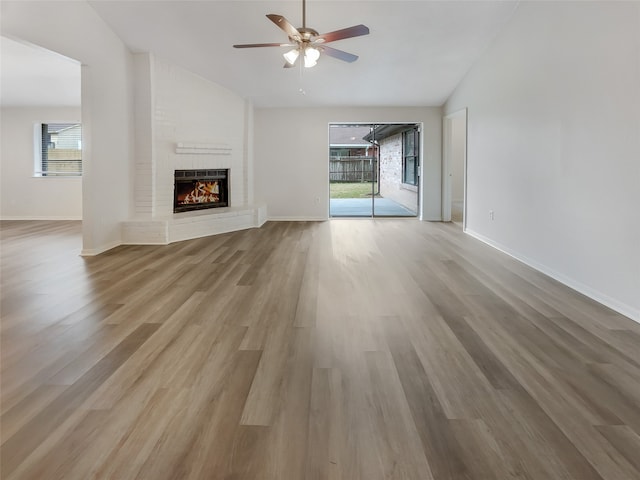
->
xmin=233 ymin=0 xmax=370 ymax=68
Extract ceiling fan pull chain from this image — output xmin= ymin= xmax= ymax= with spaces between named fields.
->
xmin=299 ymin=60 xmax=304 ymax=93
xmin=298 ymin=60 xmax=307 ymax=95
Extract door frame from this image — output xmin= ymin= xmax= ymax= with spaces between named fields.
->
xmin=442 ymin=109 xmax=468 ymax=229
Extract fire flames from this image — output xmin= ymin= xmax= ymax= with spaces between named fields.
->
xmin=182 ymin=181 xmax=220 ymax=204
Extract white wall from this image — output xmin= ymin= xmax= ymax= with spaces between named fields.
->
xmin=254 ymin=107 xmax=442 ymax=220
xmin=2 ymin=0 xmax=134 ymax=254
xmin=445 ymin=1 xmax=640 ymax=321
xmin=1 ymin=107 xmax=82 ymax=219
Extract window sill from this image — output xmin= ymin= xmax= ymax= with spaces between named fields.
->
xmin=32 ymin=175 xmax=82 ymax=179
xmin=401 ymin=183 xmax=418 ymax=192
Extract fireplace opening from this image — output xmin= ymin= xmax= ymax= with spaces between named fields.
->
xmin=174 ymin=169 xmax=229 ymax=213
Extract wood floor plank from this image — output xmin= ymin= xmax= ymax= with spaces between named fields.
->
xmin=0 ymin=384 xmax=68 ymax=441
xmin=305 ymin=368 xmax=338 ymax=480
xmin=493 ymin=387 xmax=605 ymax=480
xmin=449 ymin=418 xmax=530 ymax=480
xmin=461 ymin=312 xmax=635 ymax=480
xmin=1 ymin=322 xmax=160 ymax=478
xmin=72 ymin=387 xmax=189 ymax=480
xmin=2 ymin=219 xmax=639 ymax=479
xmin=365 ymin=347 xmax=436 ymax=479
xmin=177 ymin=349 xmax=263 ymax=479
xmin=383 ymin=316 xmax=471 ymax=480
xmin=595 ymin=425 xmax=640 ymax=475
xmin=267 ymin=326 xmax=314 ymax=479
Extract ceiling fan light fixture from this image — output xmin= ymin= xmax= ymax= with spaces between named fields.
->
xmin=283 ymin=48 xmax=300 ymax=65
xmin=304 ymin=46 xmax=320 ymax=68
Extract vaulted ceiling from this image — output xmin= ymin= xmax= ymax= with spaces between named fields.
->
xmin=0 ymin=36 xmax=81 ymax=107
xmin=2 ymin=1 xmax=520 ymax=108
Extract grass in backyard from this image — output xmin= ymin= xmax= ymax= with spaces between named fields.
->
xmin=330 ymin=182 xmax=379 ymax=199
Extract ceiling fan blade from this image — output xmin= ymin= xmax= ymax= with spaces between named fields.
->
xmin=316 ymin=24 xmax=369 ymax=44
xmin=283 ymin=62 xmax=296 ymax=69
xmin=233 ymin=43 xmax=291 ymax=48
xmin=321 ymin=46 xmax=359 ymax=63
xmin=267 ymin=14 xmax=301 ymax=40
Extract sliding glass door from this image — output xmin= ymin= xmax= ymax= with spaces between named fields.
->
xmin=329 ymin=123 xmax=419 ymax=218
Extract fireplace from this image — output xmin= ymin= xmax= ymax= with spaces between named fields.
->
xmin=174 ymin=169 xmax=229 ymax=213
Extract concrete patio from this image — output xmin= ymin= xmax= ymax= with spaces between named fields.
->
xmin=330 ymin=198 xmax=417 ymax=217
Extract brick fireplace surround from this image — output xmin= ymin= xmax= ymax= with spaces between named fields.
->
xmin=119 ymin=56 xmax=266 ymax=245
xmin=121 ymin=142 xmax=266 ymax=245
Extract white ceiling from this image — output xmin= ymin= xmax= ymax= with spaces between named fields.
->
xmin=1 ymin=1 xmax=519 ymax=109
xmin=0 ymin=36 xmax=81 ymax=107
xmin=90 ymin=0 xmax=518 ymax=108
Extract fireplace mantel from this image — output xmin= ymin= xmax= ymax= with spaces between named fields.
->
xmin=175 ymin=142 xmax=231 ymax=155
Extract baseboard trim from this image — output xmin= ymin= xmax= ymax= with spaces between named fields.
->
xmin=0 ymin=216 xmax=82 ymax=221
xmin=465 ymin=229 xmax=640 ymax=324
xmin=81 ymin=240 xmax=122 ymax=257
xmin=268 ymin=216 xmax=327 ymax=222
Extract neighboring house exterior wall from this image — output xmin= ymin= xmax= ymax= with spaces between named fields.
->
xmin=54 ymin=124 xmax=82 ymax=149
xmin=379 ymin=133 xmax=418 ymax=212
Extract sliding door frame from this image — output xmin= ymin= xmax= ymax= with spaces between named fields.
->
xmin=328 ymin=121 xmax=422 ymax=218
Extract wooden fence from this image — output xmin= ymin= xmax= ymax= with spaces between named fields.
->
xmin=329 ymin=157 xmax=377 ymax=182
xmin=41 ymin=148 xmax=82 ymax=176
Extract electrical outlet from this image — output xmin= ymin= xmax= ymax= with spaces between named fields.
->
xmin=489 ymin=210 xmax=495 ymax=220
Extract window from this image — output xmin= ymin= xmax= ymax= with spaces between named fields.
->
xmin=36 ymin=123 xmax=82 ymax=176
xmin=402 ymin=128 xmax=419 ymax=185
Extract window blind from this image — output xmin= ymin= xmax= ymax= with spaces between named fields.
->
xmin=38 ymin=123 xmax=82 ymax=176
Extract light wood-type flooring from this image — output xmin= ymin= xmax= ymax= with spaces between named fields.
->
xmin=1 ymin=219 xmax=639 ymax=480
